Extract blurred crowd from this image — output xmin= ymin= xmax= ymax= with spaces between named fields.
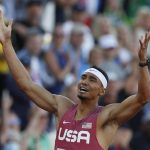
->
xmin=0 ymin=0 xmax=150 ymax=150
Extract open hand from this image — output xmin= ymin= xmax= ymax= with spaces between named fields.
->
xmin=0 ymin=11 xmax=12 ymax=44
xmin=138 ymin=31 xmax=150 ymax=61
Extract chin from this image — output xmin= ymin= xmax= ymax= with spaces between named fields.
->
xmin=77 ymin=94 xmax=88 ymax=101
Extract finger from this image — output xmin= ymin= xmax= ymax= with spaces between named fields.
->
xmin=144 ymin=33 xmax=148 ymax=44
xmin=145 ymin=32 xmax=148 ymax=40
xmin=147 ymin=31 xmax=150 ymax=41
xmin=0 ymin=10 xmax=4 ymax=24
xmin=139 ymin=39 xmax=142 ymax=47
xmin=145 ymin=32 xmax=150 ymax=45
xmin=139 ymin=39 xmax=143 ymax=50
xmin=143 ymin=32 xmax=149 ymax=44
xmin=139 ymin=37 xmax=147 ymax=51
xmin=140 ymin=36 xmax=144 ymax=44
xmin=146 ymin=32 xmax=149 ymax=40
xmin=8 ymin=19 xmax=13 ymax=28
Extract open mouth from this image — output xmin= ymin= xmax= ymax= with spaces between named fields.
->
xmin=79 ymin=87 xmax=88 ymax=93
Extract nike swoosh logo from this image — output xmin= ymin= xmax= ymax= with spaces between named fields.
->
xmin=63 ymin=121 xmax=71 ymax=124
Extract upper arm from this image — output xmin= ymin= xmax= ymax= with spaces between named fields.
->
xmin=100 ymin=95 xmax=145 ymax=126
xmin=25 ymin=82 xmax=57 ymax=112
xmin=97 ymin=95 xmax=143 ymax=150
xmin=24 ymin=81 xmax=74 ymax=116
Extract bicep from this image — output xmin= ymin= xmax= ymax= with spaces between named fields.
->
xmin=102 ymin=95 xmax=143 ymax=126
xmin=25 ymin=82 xmax=58 ymax=113
xmin=25 ymin=82 xmax=74 ymax=117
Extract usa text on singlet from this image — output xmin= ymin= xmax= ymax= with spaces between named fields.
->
xmin=55 ymin=104 xmax=104 ymax=150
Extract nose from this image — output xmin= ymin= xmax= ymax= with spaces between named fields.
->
xmin=81 ymin=78 xmax=88 ymax=86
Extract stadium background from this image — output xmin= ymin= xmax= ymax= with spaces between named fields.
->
xmin=0 ymin=0 xmax=150 ymax=149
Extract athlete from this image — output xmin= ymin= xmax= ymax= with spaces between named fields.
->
xmin=1 ymin=11 xmax=150 ymax=150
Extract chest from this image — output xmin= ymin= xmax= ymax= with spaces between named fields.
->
xmin=58 ymin=115 xmax=96 ymax=145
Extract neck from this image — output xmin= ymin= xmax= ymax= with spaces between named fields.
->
xmin=75 ymin=99 xmax=98 ymax=120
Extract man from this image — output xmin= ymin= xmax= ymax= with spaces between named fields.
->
xmin=1 ymin=11 xmax=150 ymax=150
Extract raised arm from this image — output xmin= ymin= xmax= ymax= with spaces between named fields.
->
xmin=101 ymin=31 xmax=150 ymax=126
xmin=0 ymin=12 xmax=73 ymax=116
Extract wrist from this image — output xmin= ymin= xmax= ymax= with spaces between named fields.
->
xmin=139 ymin=55 xmax=147 ymax=60
xmin=1 ymin=38 xmax=11 ymax=45
xmin=139 ymin=59 xmax=147 ymax=63
xmin=1 ymin=39 xmax=12 ymax=49
xmin=139 ymin=58 xmax=149 ymax=67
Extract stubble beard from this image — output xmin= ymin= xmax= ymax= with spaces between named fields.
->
xmin=77 ymin=94 xmax=88 ymax=101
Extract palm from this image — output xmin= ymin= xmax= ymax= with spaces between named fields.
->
xmin=138 ymin=31 xmax=150 ymax=61
xmin=0 ymin=11 xmax=12 ymax=44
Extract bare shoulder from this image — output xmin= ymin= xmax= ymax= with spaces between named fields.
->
xmin=54 ymin=94 xmax=75 ymax=120
xmin=96 ymin=104 xmax=119 ymax=150
xmin=97 ymin=103 xmax=119 ymax=128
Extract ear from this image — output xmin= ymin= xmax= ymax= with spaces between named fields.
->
xmin=98 ymin=88 xmax=106 ymax=96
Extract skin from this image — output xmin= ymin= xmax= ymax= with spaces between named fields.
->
xmin=1 ymin=11 xmax=150 ymax=150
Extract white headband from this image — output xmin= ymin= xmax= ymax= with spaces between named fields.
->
xmin=84 ymin=68 xmax=108 ymax=88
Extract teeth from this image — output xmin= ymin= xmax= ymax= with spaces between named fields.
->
xmin=80 ymin=87 xmax=87 ymax=91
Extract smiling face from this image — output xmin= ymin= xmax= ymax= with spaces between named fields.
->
xmin=77 ymin=73 xmax=105 ymax=101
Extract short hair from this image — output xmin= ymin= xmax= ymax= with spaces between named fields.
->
xmin=91 ymin=66 xmax=109 ymax=83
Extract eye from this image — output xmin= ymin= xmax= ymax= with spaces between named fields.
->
xmin=81 ymin=75 xmax=86 ymax=80
xmin=90 ymin=77 xmax=97 ymax=82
